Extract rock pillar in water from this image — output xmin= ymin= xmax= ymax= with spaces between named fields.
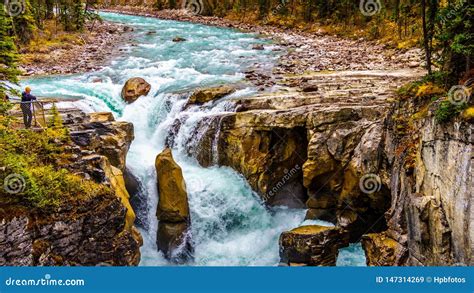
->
xmin=155 ymin=148 xmax=193 ymax=263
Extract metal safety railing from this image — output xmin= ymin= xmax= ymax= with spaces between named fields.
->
xmin=8 ymin=99 xmax=58 ymax=129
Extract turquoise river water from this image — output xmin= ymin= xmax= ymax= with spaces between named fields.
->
xmin=21 ymin=12 xmax=365 ymax=266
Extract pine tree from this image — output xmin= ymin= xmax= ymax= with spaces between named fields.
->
xmin=48 ymin=103 xmax=63 ymax=128
xmin=11 ymin=0 xmax=36 ymax=44
xmin=438 ymin=0 xmax=473 ymax=82
xmin=0 ymin=8 xmax=21 ymax=98
xmin=72 ymin=1 xmax=85 ymax=31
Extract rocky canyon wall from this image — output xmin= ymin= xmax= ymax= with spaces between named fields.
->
xmin=173 ymin=71 xmax=417 ymax=242
xmin=0 ymin=111 xmax=142 ymax=266
xmin=175 ymin=70 xmax=472 ymax=266
xmin=363 ymin=98 xmax=473 ymax=266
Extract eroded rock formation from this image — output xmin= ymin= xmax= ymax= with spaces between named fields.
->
xmin=362 ymin=97 xmax=473 ymax=266
xmin=0 ymin=110 xmax=142 ymax=266
xmin=171 ymin=71 xmax=472 ymax=266
xmin=155 ymin=148 xmax=193 ymax=263
xmin=175 ymin=71 xmax=419 ymax=240
xmin=186 ymin=85 xmax=236 ymax=106
xmin=70 ymin=113 xmax=134 ymax=171
xmin=165 ymin=70 xmax=468 ymax=267
xmin=121 ymin=77 xmax=151 ymax=103
xmin=279 ymin=225 xmax=349 ymax=266
xmin=216 ymin=118 xmax=308 ymax=208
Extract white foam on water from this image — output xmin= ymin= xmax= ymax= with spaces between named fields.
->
xmin=20 ymin=11 xmax=364 ymax=266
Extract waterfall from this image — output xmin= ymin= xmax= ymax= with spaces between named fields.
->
xmin=21 ymin=11 xmax=366 ymax=266
xmin=211 ymin=115 xmax=223 ymax=166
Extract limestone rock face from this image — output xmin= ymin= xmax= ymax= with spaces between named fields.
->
xmin=171 ymin=71 xmax=417 ymax=238
xmin=186 ymin=85 xmax=235 ymax=106
xmin=155 ymin=148 xmax=193 ymax=262
xmin=279 ymin=225 xmax=349 ymax=266
xmin=363 ymin=97 xmax=474 ymax=266
xmin=102 ymin=160 xmax=136 ymax=231
xmin=217 ymin=119 xmax=308 ymax=208
xmin=361 ymin=233 xmax=406 ymax=266
xmin=0 ymin=110 xmax=142 ymax=266
xmin=70 ymin=115 xmax=134 ymax=172
xmin=121 ymin=77 xmax=151 ymax=103
xmin=0 ymin=192 xmax=141 ymax=266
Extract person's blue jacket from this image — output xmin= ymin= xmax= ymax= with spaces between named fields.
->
xmin=21 ymin=92 xmax=37 ymax=102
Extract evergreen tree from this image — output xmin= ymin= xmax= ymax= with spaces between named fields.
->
xmin=72 ymin=1 xmax=86 ymax=30
xmin=0 ymin=8 xmax=21 ymax=98
xmin=11 ymin=0 xmax=36 ymax=44
xmin=258 ymin=0 xmax=269 ymax=19
xmin=438 ymin=0 xmax=473 ymax=82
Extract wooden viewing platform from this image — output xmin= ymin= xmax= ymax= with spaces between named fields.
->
xmin=7 ymin=98 xmax=86 ymax=131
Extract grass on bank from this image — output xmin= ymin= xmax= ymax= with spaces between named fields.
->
xmin=223 ymin=8 xmax=422 ymax=49
xmin=18 ymin=19 xmax=92 ymax=67
xmin=0 ymin=100 xmax=111 ymax=210
xmin=396 ymin=72 xmax=472 ymax=123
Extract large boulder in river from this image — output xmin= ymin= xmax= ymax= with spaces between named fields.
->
xmin=279 ymin=225 xmax=349 ymax=266
xmin=121 ymin=77 xmax=151 ymax=103
xmin=155 ymin=149 xmax=190 ymax=222
xmin=155 ymin=148 xmax=193 ymax=263
xmin=186 ymin=85 xmax=236 ymax=106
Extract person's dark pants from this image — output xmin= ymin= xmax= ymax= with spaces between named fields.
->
xmin=20 ymin=103 xmax=33 ymax=128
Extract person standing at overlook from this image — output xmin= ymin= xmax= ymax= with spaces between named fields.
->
xmin=21 ymin=87 xmax=37 ymax=129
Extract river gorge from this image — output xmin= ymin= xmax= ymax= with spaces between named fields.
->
xmin=3 ymin=11 xmax=472 ymax=267
xmin=17 ymin=12 xmax=362 ymax=266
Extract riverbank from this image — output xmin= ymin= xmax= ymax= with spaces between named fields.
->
xmin=20 ymin=8 xmax=426 ymax=83
xmin=100 ymin=7 xmax=426 ymax=81
xmin=19 ymin=21 xmax=132 ymax=77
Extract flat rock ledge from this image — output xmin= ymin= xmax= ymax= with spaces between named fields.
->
xmin=279 ymin=225 xmax=349 ymax=266
xmin=1 ymin=106 xmax=142 ymax=266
